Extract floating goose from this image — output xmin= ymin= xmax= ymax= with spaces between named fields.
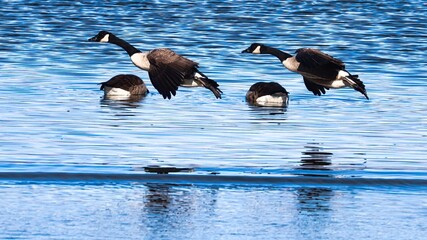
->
xmin=246 ymin=82 xmax=289 ymax=107
xmin=88 ymin=31 xmax=222 ymax=99
xmin=242 ymin=43 xmax=369 ymax=99
xmin=100 ymin=74 xmax=149 ymax=97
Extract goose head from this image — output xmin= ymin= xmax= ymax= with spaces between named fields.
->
xmin=241 ymin=43 xmax=266 ymax=54
xmin=88 ymin=31 xmax=113 ymax=43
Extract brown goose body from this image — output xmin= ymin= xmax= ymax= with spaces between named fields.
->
xmin=100 ymin=74 xmax=149 ymax=96
xmin=246 ymin=82 xmax=289 ymax=107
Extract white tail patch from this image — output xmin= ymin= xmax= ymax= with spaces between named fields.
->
xmin=181 ymin=79 xmax=201 ymax=87
xmin=330 ymin=80 xmax=346 ymax=88
xmin=180 ymin=72 xmax=202 ymax=87
xmin=256 ymin=94 xmax=288 ymax=107
xmin=337 ymin=70 xmax=350 ymax=79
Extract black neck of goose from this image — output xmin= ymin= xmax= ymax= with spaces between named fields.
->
xmin=109 ymin=34 xmax=141 ymax=57
xmin=263 ymin=46 xmax=292 ymax=62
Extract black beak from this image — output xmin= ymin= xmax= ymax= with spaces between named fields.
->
xmin=88 ymin=36 xmax=97 ymax=42
xmin=241 ymin=48 xmax=250 ymax=53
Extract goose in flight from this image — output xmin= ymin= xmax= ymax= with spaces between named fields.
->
xmin=242 ymin=43 xmax=368 ymax=99
xmin=89 ymin=31 xmax=222 ymax=99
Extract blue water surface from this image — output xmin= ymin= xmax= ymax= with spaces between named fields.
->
xmin=1 ymin=0 xmax=427 ymax=239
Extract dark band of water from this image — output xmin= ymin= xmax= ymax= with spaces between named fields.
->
xmin=1 ymin=172 xmax=426 ymax=187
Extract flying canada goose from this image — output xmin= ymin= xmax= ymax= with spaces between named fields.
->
xmin=99 ymin=74 xmax=149 ymax=97
xmin=88 ymin=31 xmax=222 ymax=99
xmin=242 ymin=43 xmax=369 ymax=99
xmin=246 ymin=82 xmax=289 ymax=107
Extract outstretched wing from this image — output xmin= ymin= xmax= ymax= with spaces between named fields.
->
xmin=147 ymin=48 xmax=198 ymax=99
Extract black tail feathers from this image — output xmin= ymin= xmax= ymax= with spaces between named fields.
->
xmin=195 ymin=69 xmax=223 ymax=99
xmin=347 ymin=75 xmax=369 ymax=100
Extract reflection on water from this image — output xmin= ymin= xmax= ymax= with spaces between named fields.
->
xmin=248 ymin=105 xmax=287 ymax=115
xmin=300 ymin=143 xmax=333 ymax=170
xmin=248 ymin=105 xmax=288 ymax=124
xmin=294 ymin=143 xmax=333 ymax=177
xmin=102 ymin=94 xmax=147 ymax=103
xmin=294 ymin=186 xmax=334 ymax=239
xmin=143 ymin=166 xmax=194 ymax=174
xmin=1 ymin=183 xmax=426 ymax=239
xmin=100 ymin=95 xmax=146 ymax=109
xmin=295 ymin=187 xmax=334 ymax=213
xmin=143 ymin=184 xmax=180 ymax=212
xmin=99 ymin=97 xmax=145 ymax=121
xmin=141 ymin=184 xmax=195 ymax=238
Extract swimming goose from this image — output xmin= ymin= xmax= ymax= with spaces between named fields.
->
xmin=246 ymin=82 xmax=289 ymax=107
xmin=100 ymin=74 xmax=149 ymax=97
xmin=88 ymin=31 xmax=222 ymax=99
xmin=242 ymin=43 xmax=369 ymax=99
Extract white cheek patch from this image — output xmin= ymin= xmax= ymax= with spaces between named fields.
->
xmin=252 ymin=45 xmax=262 ymax=54
xmin=100 ymin=34 xmax=110 ymax=42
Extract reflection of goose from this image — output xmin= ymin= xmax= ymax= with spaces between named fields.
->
xmin=300 ymin=145 xmax=333 ymax=170
xmin=246 ymin=82 xmax=289 ymax=107
xmin=295 ymin=144 xmax=333 ymax=177
xmin=89 ymin=31 xmax=222 ymax=99
xmin=100 ymin=74 xmax=149 ymax=98
xmin=242 ymin=43 xmax=369 ymax=99
xmin=296 ymin=187 xmax=334 ymax=213
xmin=144 ymin=184 xmax=173 ymax=212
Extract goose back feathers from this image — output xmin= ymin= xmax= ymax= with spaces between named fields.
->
xmin=246 ymin=82 xmax=289 ymax=107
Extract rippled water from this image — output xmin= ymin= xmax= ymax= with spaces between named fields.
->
xmin=1 ymin=0 xmax=427 ymax=238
